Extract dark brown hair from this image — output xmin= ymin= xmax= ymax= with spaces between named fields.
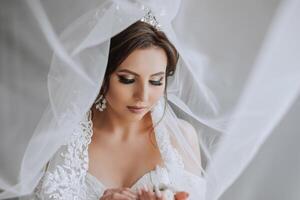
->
xmin=98 ymin=21 xmax=179 ymax=141
xmin=100 ymin=21 xmax=179 ymax=95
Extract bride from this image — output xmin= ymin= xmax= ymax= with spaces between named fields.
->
xmin=26 ymin=11 xmax=206 ymax=200
xmin=2 ymin=0 xmax=298 ymax=199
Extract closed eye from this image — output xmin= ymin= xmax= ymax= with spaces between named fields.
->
xmin=118 ymin=76 xmax=135 ymax=84
xmin=118 ymin=75 xmax=164 ymax=86
xmin=149 ymin=77 xmax=163 ymax=86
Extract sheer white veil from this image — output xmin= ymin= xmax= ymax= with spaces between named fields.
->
xmin=1 ymin=0 xmax=300 ymax=199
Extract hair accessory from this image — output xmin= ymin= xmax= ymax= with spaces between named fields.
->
xmin=140 ymin=7 xmax=162 ymax=30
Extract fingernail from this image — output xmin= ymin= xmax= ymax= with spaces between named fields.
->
xmin=157 ymin=189 xmax=162 ymax=197
xmin=148 ymin=185 xmax=153 ymax=192
xmin=185 ymin=192 xmax=189 ymax=198
xmin=176 ymin=192 xmax=190 ymax=199
xmin=143 ymin=184 xmax=148 ymax=192
xmin=154 ymin=185 xmax=161 ymax=198
xmin=138 ymin=188 xmax=142 ymax=195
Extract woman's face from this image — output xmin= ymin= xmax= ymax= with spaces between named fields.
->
xmin=105 ymin=46 xmax=167 ymax=121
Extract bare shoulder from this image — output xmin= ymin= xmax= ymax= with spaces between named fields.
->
xmin=177 ymin=118 xmax=199 ymax=142
xmin=176 ymin=119 xmax=202 ymax=167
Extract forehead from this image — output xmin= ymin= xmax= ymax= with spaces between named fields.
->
xmin=117 ymin=46 xmax=167 ymax=75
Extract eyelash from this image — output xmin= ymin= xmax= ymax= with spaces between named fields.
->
xmin=118 ymin=76 xmax=163 ymax=86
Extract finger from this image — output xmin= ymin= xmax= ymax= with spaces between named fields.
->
xmin=111 ymin=192 xmax=135 ymax=200
xmin=104 ymin=188 xmax=121 ymax=195
xmin=123 ymin=187 xmax=138 ymax=196
xmin=112 ymin=187 xmax=136 ymax=199
xmin=154 ymin=185 xmax=162 ymax=199
xmin=138 ymin=189 xmax=146 ymax=200
xmin=137 ymin=187 xmax=142 ymax=196
xmin=145 ymin=185 xmax=156 ymax=200
xmin=147 ymin=185 xmax=154 ymax=195
xmin=175 ymin=192 xmax=189 ymax=200
xmin=139 ymin=188 xmax=149 ymax=200
xmin=139 ymin=185 xmax=149 ymax=199
xmin=143 ymin=184 xmax=149 ymax=192
xmin=103 ymin=189 xmax=113 ymax=195
xmin=142 ymin=189 xmax=157 ymax=200
xmin=120 ymin=190 xmax=138 ymax=199
xmin=156 ymin=195 xmax=165 ymax=200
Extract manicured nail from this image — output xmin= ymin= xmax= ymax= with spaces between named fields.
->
xmin=156 ymin=190 xmax=162 ymax=198
xmin=155 ymin=186 xmax=162 ymax=198
xmin=143 ymin=184 xmax=148 ymax=192
xmin=176 ymin=192 xmax=189 ymax=199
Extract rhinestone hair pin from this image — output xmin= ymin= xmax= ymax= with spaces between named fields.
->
xmin=140 ymin=7 xmax=162 ymax=30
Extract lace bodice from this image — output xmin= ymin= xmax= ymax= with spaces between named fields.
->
xmin=26 ymin=111 xmax=206 ymax=200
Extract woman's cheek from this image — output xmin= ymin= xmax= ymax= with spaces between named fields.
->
xmin=151 ymin=87 xmax=164 ymax=104
xmin=112 ymin=85 xmax=130 ymax=103
xmin=106 ymin=80 xmax=129 ymax=107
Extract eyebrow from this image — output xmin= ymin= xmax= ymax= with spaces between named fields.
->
xmin=117 ymin=69 xmax=165 ymax=76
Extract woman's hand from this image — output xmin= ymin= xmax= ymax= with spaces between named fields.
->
xmin=137 ymin=185 xmax=189 ymax=200
xmin=137 ymin=185 xmax=164 ymax=200
xmin=174 ymin=192 xmax=189 ymax=200
xmin=100 ymin=188 xmax=138 ymax=200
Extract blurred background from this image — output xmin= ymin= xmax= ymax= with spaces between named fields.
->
xmin=1 ymin=0 xmax=299 ymax=199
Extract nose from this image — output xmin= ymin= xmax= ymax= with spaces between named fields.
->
xmin=134 ymin=82 xmax=149 ymax=102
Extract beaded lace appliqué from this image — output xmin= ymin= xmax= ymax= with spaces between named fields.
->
xmin=35 ymin=110 xmax=192 ymax=199
xmin=154 ymin=124 xmax=185 ymax=171
xmin=37 ymin=111 xmax=93 ymax=200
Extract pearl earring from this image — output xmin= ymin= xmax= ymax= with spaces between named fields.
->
xmin=95 ymin=94 xmax=107 ymax=112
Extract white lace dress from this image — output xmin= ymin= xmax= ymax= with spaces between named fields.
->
xmin=26 ymin=112 xmax=206 ymax=200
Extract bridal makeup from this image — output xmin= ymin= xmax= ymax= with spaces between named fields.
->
xmin=105 ymin=47 xmax=167 ymax=120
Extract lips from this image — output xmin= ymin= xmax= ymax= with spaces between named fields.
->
xmin=127 ymin=106 xmax=147 ymax=113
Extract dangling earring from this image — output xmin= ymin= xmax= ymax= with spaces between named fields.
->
xmin=95 ymin=94 xmax=107 ymax=112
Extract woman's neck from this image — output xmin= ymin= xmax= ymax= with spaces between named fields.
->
xmin=91 ymin=105 xmax=153 ymax=140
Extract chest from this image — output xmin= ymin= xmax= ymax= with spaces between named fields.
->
xmin=87 ymin=132 xmax=164 ymax=188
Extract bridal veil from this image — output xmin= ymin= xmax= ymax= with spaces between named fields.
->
xmin=1 ymin=0 xmax=299 ymax=199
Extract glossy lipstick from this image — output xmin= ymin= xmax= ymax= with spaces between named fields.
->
xmin=127 ymin=106 xmax=147 ymax=114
